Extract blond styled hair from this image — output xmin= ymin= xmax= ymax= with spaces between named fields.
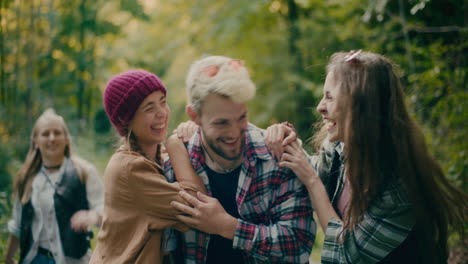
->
xmin=185 ymin=55 xmax=256 ymax=113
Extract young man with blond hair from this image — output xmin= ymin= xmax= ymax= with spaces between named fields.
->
xmin=166 ymin=55 xmax=315 ymax=264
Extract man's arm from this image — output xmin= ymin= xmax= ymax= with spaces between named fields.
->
xmin=232 ymin=170 xmax=315 ymax=263
xmin=171 ymin=168 xmax=316 ymax=263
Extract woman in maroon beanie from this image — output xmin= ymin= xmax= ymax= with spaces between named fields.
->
xmin=89 ymin=70 xmax=205 ymax=264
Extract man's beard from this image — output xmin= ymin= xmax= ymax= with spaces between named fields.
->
xmin=201 ymin=129 xmax=245 ymax=161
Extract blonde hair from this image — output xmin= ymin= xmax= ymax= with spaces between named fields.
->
xmin=186 ymin=55 xmax=256 ymax=113
xmin=13 ymin=108 xmax=88 ymax=204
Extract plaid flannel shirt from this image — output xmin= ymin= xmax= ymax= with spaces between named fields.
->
xmin=164 ymin=123 xmax=315 ymax=264
xmin=309 ymin=141 xmax=415 ymax=264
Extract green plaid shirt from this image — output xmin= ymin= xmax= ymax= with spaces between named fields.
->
xmin=309 ymin=141 xmax=415 ymax=264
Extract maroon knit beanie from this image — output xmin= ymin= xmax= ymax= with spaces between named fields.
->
xmin=104 ymin=69 xmax=167 ymax=136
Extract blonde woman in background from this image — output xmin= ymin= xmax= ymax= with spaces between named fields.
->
xmin=5 ymin=108 xmax=104 ymax=264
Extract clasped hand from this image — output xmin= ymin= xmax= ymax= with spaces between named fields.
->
xmin=170 ymin=191 xmax=237 ymax=239
xmin=265 ymin=123 xmax=297 ymax=160
xmin=265 ymin=123 xmax=318 ymax=187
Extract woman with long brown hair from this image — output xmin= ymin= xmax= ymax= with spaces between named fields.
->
xmin=267 ymin=50 xmax=466 ymax=263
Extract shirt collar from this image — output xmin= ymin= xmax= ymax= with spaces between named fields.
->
xmin=334 ymin=141 xmax=345 ymax=162
xmin=187 ymin=123 xmax=271 ymax=169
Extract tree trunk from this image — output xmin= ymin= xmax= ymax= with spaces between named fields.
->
xmin=87 ymin=6 xmax=97 ymax=124
xmin=25 ymin=1 xmax=36 ymax=123
xmin=287 ymin=0 xmax=303 ymax=74
xmin=13 ymin=0 xmax=21 ymax=120
xmin=398 ymin=0 xmax=415 ymax=74
xmin=286 ymin=0 xmax=310 ymax=134
xmin=0 ymin=0 xmax=5 ymax=105
xmin=45 ymin=0 xmax=56 ymax=96
xmin=77 ymin=0 xmax=87 ymax=122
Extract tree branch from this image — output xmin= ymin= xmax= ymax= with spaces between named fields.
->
xmin=407 ymin=25 xmax=468 ymax=33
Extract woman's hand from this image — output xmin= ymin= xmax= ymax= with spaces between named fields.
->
xmin=279 ymin=141 xmax=339 ymax=230
xmin=173 ymin=120 xmax=199 ymax=142
xmin=71 ymin=210 xmax=100 ymax=232
xmin=278 ymin=140 xmax=318 ymax=188
xmin=170 ymin=191 xmax=237 ymax=239
xmin=165 ymin=133 xmax=185 ymax=154
xmin=265 ymin=122 xmax=297 ymax=160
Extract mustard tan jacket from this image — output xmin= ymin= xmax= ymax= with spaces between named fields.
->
xmin=90 ymin=148 xmax=197 ymax=264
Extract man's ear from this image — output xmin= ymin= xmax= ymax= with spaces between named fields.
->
xmin=186 ymin=105 xmax=201 ymax=125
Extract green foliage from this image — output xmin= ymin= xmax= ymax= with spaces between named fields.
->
xmin=0 ymin=191 xmax=13 ymax=259
xmin=120 ymin=0 xmax=149 ymax=21
xmin=94 ymin=108 xmax=111 ymax=134
xmin=0 ymin=0 xmax=466 ymax=261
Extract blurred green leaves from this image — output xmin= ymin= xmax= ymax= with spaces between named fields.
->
xmin=0 ymin=0 xmax=466 ymax=259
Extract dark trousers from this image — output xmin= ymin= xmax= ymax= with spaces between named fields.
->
xmin=31 ymin=248 xmax=56 ymax=264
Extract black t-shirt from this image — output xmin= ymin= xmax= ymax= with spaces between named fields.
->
xmin=205 ymin=165 xmax=245 ymax=264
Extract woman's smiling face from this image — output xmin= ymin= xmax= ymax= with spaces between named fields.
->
xmin=35 ymin=119 xmax=69 ymax=161
xmin=316 ymin=71 xmax=345 ymax=142
xmin=129 ymin=91 xmax=170 ymax=147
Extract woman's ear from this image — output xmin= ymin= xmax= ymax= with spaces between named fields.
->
xmin=186 ymin=105 xmax=201 ymax=126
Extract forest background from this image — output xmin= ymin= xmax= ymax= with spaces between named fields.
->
xmin=0 ymin=0 xmax=466 ymax=262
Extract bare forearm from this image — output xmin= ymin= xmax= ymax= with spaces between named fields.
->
xmin=305 ymin=179 xmax=341 ymax=231
xmin=279 ymin=141 xmax=341 ymax=232
xmin=5 ymin=234 xmax=19 ymax=264
xmin=219 ymin=214 xmax=238 ymax=239
xmin=166 ymin=134 xmax=206 ymax=193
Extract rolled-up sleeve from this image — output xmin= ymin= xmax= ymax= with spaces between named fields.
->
xmin=307 ymin=140 xmax=338 ymax=181
xmin=321 ymin=186 xmax=415 ymax=264
xmin=232 ymin=173 xmax=315 ymax=263
xmin=8 ymin=199 xmax=22 ymax=238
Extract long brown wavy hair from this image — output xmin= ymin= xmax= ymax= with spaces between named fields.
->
xmin=13 ymin=109 xmax=88 ymax=204
xmin=325 ymin=51 xmax=466 ymax=262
